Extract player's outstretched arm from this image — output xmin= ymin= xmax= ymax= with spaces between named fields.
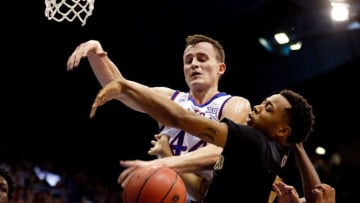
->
xmin=90 ymin=78 xmax=228 ymax=147
xmin=289 ymin=143 xmax=321 ymax=203
xmin=67 ymin=40 xmax=175 ymax=113
xmin=67 ymin=40 xmax=120 ymax=87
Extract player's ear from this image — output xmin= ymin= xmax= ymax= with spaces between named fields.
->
xmin=279 ymin=126 xmax=291 ymax=138
xmin=275 ymin=126 xmax=291 ymax=145
xmin=218 ymin=63 xmax=226 ymax=74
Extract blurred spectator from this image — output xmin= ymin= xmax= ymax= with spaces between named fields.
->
xmin=0 ymin=167 xmax=15 ymax=203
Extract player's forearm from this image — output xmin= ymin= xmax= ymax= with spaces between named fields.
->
xmin=155 ymin=154 xmax=217 ymax=173
xmin=153 ymin=145 xmax=221 ymax=173
xmin=86 ymin=58 xmax=153 ymax=112
xmin=87 ymin=52 xmax=123 ymax=87
xmin=290 ymin=143 xmax=321 ymax=203
xmin=180 ymin=173 xmax=211 ymax=202
xmin=120 ymin=79 xmax=226 ymax=146
xmin=181 ymin=144 xmax=222 ymax=171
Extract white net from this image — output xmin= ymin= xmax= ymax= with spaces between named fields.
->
xmin=44 ymin=0 xmax=95 ymax=26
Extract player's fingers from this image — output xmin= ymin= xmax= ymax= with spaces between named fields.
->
xmin=312 ymin=188 xmax=323 ymax=199
xmin=66 ymin=55 xmax=73 ymax=71
xmin=312 ymin=184 xmax=325 ymax=197
xmin=313 ymin=183 xmax=335 ymax=197
xmin=89 ymin=90 xmax=109 ymax=118
xmin=272 ymin=182 xmax=284 ymax=196
xmin=71 ymin=42 xmax=92 ymax=68
xmin=67 ymin=44 xmax=86 ymax=70
xmin=148 ymin=150 xmax=155 ymax=156
xmin=154 ymin=134 xmax=161 ymax=139
xmin=89 ymin=105 xmax=98 ymax=118
xmin=66 ymin=49 xmax=77 ymax=70
xmin=119 ymin=160 xmax=138 ymax=168
xmin=118 ymin=166 xmax=138 ymax=187
xmin=90 ymin=100 xmax=101 ymax=118
xmin=150 ymin=140 xmax=157 ymax=146
xmin=118 ymin=166 xmax=133 ymax=183
xmin=315 ymin=183 xmax=331 ymax=190
xmin=89 ymin=99 xmax=101 ymax=118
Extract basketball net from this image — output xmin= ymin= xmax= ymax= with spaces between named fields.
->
xmin=44 ymin=0 xmax=95 ymax=26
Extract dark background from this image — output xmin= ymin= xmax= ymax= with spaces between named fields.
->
xmin=2 ymin=0 xmax=360 ymax=201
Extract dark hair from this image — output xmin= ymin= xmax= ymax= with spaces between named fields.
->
xmin=185 ymin=34 xmax=225 ymax=63
xmin=280 ymin=89 xmax=315 ymax=143
xmin=0 ymin=167 xmax=15 ymax=200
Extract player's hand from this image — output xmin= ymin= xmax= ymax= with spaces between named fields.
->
xmin=90 ymin=80 xmax=123 ymax=118
xmin=118 ymin=160 xmax=162 ymax=188
xmin=272 ymin=181 xmax=301 ymax=203
xmin=117 ymin=164 xmax=139 ymax=188
xmin=67 ymin=40 xmax=107 ymax=71
xmin=312 ymin=183 xmax=336 ymax=203
xmin=148 ymin=134 xmax=173 ymax=157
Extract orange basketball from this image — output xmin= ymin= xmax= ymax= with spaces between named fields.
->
xmin=123 ymin=167 xmax=187 ymax=203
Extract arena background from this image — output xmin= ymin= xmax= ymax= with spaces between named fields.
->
xmin=2 ymin=0 xmax=359 ymax=202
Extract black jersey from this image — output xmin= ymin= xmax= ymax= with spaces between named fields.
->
xmin=203 ymin=118 xmax=289 ymax=203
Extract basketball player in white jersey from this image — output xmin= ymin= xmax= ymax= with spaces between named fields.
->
xmin=67 ymin=34 xmax=251 ymax=202
xmin=152 ymin=90 xmax=234 ymax=202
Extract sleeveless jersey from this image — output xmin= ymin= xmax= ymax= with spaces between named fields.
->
xmin=158 ymin=90 xmax=232 ymax=202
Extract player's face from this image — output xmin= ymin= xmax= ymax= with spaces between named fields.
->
xmin=247 ymin=94 xmax=291 ymax=140
xmin=0 ymin=176 xmax=9 ymax=203
xmin=183 ymin=42 xmax=225 ymax=91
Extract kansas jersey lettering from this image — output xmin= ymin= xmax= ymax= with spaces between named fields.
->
xmin=158 ymin=90 xmax=232 ymax=202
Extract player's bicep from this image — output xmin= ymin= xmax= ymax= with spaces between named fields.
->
xmin=152 ymin=86 xmax=176 ymax=98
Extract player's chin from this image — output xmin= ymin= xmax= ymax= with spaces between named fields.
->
xmin=188 ymin=79 xmax=206 ymax=88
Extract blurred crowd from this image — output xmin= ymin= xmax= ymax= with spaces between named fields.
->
xmin=1 ymin=151 xmax=359 ymax=203
xmin=0 ymin=160 xmax=123 ymax=203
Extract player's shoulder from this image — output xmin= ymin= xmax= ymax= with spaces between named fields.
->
xmin=221 ymin=96 xmax=251 ymax=123
xmin=227 ymin=95 xmax=251 ymax=106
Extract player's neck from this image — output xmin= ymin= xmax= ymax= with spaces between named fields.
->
xmin=189 ymin=88 xmax=220 ymax=105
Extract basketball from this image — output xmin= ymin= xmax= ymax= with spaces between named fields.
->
xmin=123 ymin=167 xmax=187 ymax=203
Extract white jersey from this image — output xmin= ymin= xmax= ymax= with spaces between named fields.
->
xmin=158 ymin=90 xmax=232 ymax=202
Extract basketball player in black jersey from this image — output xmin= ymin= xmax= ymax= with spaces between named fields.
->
xmin=89 ymin=78 xmax=321 ymax=203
